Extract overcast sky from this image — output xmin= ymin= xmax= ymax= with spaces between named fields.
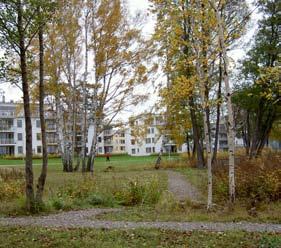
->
xmin=1 ymin=0 xmax=259 ymax=106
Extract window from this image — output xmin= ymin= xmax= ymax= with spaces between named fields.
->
xmin=145 ymin=138 xmax=151 ymax=144
xmin=17 ymin=120 xmax=22 ymax=128
xmin=151 ymin=128 xmax=154 ymax=134
xmin=120 ymin=146 xmax=125 ymax=151
xmin=152 ymin=138 xmax=155 ymax=143
xmin=131 ymin=139 xmax=135 ymax=145
xmin=47 ymin=145 xmax=57 ymax=154
xmin=36 ymin=133 xmax=41 ymax=141
xmin=132 ymin=149 xmax=136 ymax=154
xmin=137 ymin=148 xmax=139 ymax=153
xmin=37 ymin=146 xmax=42 ymax=154
xmin=17 ymin=133 xmax=23 ymax=141
xmin=36 ymin=120 xmax=40 ymax=128
xmin=120 ymin=132 xmax=125 ymax=137
xmin=18 ymin=146 xmax=23 ymax=154
xmin=120 ymin=140 xmax=125 ymax=144
xmin=152 ymin=147 xmax=155 ymax=153
xmin=146 ymin=147 xmax=151 ymax=153
xmin=147 ymin=128 xmax=150 ymax=134
xmin=98 ymin=147 xmax=102 ymax=153
xmin=98 ymin=137 xmax=102 ymax=142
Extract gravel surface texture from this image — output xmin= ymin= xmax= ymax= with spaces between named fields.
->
xmin=0 ymin=208 xmax=280 ymax=233
xmin=167 ymin=170 xmax=203 ymax=202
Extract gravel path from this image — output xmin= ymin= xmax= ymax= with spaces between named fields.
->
xmin=167 ymin=170 xmax=203 ymax=202
xmin=0 ymin=209 xmax=280 ymax=233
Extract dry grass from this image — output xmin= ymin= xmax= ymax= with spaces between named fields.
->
xmin=213 ymin=151 xmax=281 ymax=205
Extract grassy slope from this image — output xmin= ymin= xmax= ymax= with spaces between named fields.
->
xmin=0 ymin=226 xmax=280 ymax=248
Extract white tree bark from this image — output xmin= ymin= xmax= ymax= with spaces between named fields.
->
xmin=196 ymin=63 xmax=213 ymax=210
xmin=81 ymin=7 xmax=90 ymax=172
xmin=210 ymin=0 xmax=236 ymax=203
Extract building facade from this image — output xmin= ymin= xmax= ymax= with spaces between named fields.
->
xmin=0 ymin=100 xmax=59 ymax=156
xmin=2 ymin=99 xmax=279 ymax=157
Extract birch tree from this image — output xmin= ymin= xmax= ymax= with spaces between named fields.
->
xmin=85 ymin=0 xmax=150 ymax=173
xmin=44 ymin=0 xmax=83 ymax=172
xmin=0 ymin=0 xmax=55 ymax=211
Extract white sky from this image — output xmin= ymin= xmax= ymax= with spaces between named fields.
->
xmin=0 ymin=0 xmax=260 ymax=109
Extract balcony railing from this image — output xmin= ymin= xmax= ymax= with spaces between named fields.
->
xmin=0 ymin=126 xmax=15 ymax=132
xmin=0 ymin=111 xmax=15 ymax=118
xmin=46 ymin=125 xmax=56 ymax=131
xmin=104 ymin=140 xmax=113 ymax=145
xmin=46 ymin=139 xmax=58 ymax=144
xmin=0 ymin=139 xmax=15 ymax=144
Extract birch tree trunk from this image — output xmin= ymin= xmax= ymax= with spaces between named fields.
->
xmin=196 ymin=64 xmax=213 ymax=210
xmin=71 ymin=65 xmax=77 ymax=170
xmin=55 ymin=93 xmax=68 ymax=171
xmin=87 ymin=119 xmax=98 ymax=174
xmin=36 ymin=17 xmax=48 ymax=204
xmin=81 ymin=9 xmax=90 ymax=173
xmin=212 ymin=53 xmax=222 ymax=164
xmin=211 ymin=0 xmax=236 ymax=204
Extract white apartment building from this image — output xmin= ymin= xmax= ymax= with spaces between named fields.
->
xmin=0 ymin=99 xmax=179 ymax=157
xmin=0 ymin=99 xmax=58 ymax=156
xmin=1 ymin=98 xmax=255 ymax=157
xmin=124 ymin=115 xmax=177 ymax=156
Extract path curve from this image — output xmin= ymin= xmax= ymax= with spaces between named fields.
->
xmin=0 ymin=209 xmax=280 ymax=233
xmin=167 ymin=170 xmax=202 ymax=202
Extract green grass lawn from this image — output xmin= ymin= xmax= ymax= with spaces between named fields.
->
xmin=0 ymin=155 xmax=179 ymax=171
xmin=0 ymin=226 xmax=280 ymax=248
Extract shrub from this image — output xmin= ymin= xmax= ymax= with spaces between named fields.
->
xmin=87 ymin=193 xmax=117 ymax=207
xmin=116 ymin=177 xmax=162 ymax=206
xmin=213 ymin=152 xmax=281 ymax=204
xmin=160 ymin=159 xmax=187 ymax=169
xmin=57 ymin=177 xmax=96 ymax=199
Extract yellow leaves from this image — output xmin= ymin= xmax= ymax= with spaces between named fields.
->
xmin=136 ymin=65 xmax=147 ymax=77
xmin=256 ymin=66 xmax=281 ymax=101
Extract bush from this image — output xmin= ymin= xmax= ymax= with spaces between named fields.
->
xmin=57 ymin=178 xmax=97 ymax=199
xmin=213 ymin=152 xmax=281 ymax=204
xmin=53 ymin=175 xmax=163 ymax=208
xmin=115 ymin=177 xmax=162 ymax=206
xmin=87 ymin=193 xmax=117 ymax=207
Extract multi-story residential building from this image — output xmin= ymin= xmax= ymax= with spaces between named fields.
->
xmin=7 ymin=97 xmax=278 ymax=157
xmin=0 ymin=98 xmax=59 ymax=156
xmin=125 ymin=115 xmax=177 ymax=156
xmin=210 ymin=119 xmax=244 ymax=151
xmin=0 ymin=99 xmax=179 ymax=157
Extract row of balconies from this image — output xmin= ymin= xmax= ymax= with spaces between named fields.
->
xmin=0 ymin=125 xmax=15 ymax=132
xmin=0 ymin=111 xmax=15 ymax=118
xmin=0 ymin=138 xmax=15 ymax=145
